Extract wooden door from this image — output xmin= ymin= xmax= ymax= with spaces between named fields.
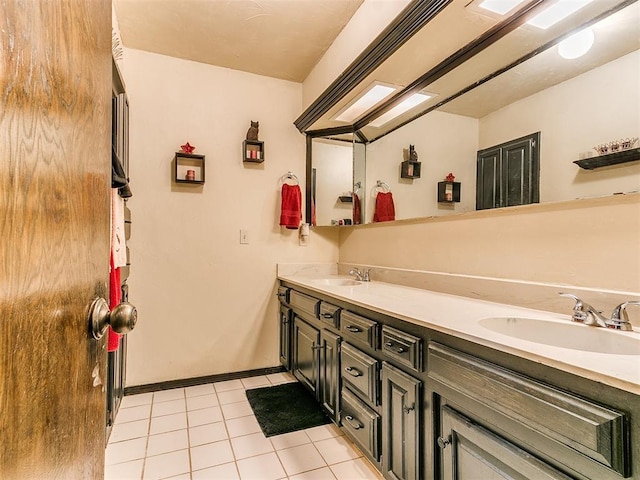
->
xmin=0 ymin=1 xmax=112 ymax=478
xmin=381 ymin=362 xmax=421 ymax=480
xmin=439 ymin=406 xmax=572 ymax=480
xmin=292 ymin=316 xmax=320 ymax=394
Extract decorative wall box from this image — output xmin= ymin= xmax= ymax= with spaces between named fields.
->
xmin=438 ymin=181 xmax=461 ymax=203
xmin=401 ymin=160 xmax=421 ymax=179
xmin=174 ymin=152 xmax=205 ymax=184
xmin=573 ymin=148 xmax=640 ymax=170
xmin=243 ymin=140 xmax=264 ymax=163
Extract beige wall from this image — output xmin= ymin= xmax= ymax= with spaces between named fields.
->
xmin=120 ymin=49 xmax=339 ymax=386
xmin=339 ymin=193 xmax=640 ymax=293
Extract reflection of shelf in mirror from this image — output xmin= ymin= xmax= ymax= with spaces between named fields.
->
xmin=174 ymin=152 xmax=205 ymax=184
xmin=401 ymin=160 xmax=421 ymax=179
xmin=438 ymin=181 xmax=460 ymax=203
xmin=573 ymin=148 xmax=640 ymax=170
xmin=338 ymin=195 xmax=353 ymax=203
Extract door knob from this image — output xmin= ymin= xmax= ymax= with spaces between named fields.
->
xmin=89 ymin=297 xmax=137 ymax=340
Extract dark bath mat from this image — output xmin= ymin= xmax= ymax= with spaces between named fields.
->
xmin=246 ymin=382 xmax=331 ymax=437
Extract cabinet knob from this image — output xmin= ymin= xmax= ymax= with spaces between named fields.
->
xmin=437 ymin=435 xmax=451 ymax=449
xmin=344 ymin=415 xmax=363 ymax=430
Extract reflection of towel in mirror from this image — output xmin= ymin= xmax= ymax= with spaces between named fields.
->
xmin=280 ymin=184 xmax=302 ymax=229
xmin=373 ymin=192 xmax=395 ymax=222
xmin=353 ymin=193 xmax=361 ymax=225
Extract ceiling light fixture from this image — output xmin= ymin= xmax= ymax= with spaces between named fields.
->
xmin=369 ymin=92 xmax=434 ymax=128
xmin=558 ymin=27 xmax=595 ymax=59
xmin=477 ymin=0 xmax=526 ymax=16
xmin=334 ymin=83 xmax=397 ymax=123
xmin=527 ymin=0 xmax=594 ymax=29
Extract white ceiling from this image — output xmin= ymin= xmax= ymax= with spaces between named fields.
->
xmin=113 ymin=0 xmax=364 ymax=83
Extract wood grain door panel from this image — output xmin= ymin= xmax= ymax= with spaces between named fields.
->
xmin=0 ymin=1 xmax=111 ymax=477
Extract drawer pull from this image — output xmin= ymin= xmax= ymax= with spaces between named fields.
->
xmin=344 ymin=415 xmax=363 ymax=430
xmin=385 ymin=342 xmax=406 ymax=353
xmin=403 ymin=403 xmax=415 ymax=414
xmin=437 ymin=435 xmax=451 ymax=449
xmin=311 ymin=344 xmax=323 ymax=350
xmin=345 ymin=366 xmax=363 ymax=377
xmin=322 ymin=313 xmax=335 ymax=319
xmin=277 ymin=292 xmax=286 ymax=298
xmin=346 ymin=325 xmax=361 ymax=333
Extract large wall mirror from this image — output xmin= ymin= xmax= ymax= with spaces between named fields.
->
xmin=303 ymin=0 xmax=640 ymax=226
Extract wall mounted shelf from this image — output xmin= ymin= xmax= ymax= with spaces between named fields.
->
xmin=401 ymin=160 xmax=421 ymax=179
xmin=174 ymin=152 xmax=205 ymax=184
xmin=438 ymin=181 xmax=460 ymax=203
xmin=243 ymin=140 xmax=264 ymax=163
xmin=573 ymin=148 xmax=640 ymax=170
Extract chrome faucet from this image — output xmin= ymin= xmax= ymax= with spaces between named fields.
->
xmin=348 ymin=267 xmax=371 ymax=282
xmin=559 ymin=293 xmax=638 ymax=331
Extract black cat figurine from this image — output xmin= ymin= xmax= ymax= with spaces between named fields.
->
xmin=409 ymin=144 xmax=418 ymax=161
xmin=246 ymin=121 xmax=259 ymax=141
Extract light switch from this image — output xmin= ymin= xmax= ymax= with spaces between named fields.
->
xmin=240 ymin=229 xmax=249 ymax=244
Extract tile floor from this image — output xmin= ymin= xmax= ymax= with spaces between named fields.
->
xmin=105 ymin=372 xmax=384 ymax=480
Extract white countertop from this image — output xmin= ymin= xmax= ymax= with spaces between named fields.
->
xmin=278 ymin=273 xmax=640 ymax=394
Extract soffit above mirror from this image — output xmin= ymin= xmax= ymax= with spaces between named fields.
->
xmin=298 ymin=0 xmax=639 ymax=141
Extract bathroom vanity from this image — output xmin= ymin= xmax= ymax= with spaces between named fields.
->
xmin=277 ymin=273 xmax=639 ymax=480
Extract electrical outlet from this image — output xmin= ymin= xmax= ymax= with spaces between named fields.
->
xmin=240 ymin=229 xmax=249 ymax=244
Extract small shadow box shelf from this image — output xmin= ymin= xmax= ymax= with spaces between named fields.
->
xmin=174 ymin=152 xmax=205 ymax=184
xmin=438 ymin=181 xmax=461 ymax=203
xmin=401 ymin=160 xmax=421 ymax=179
xmin=243 ymin=140 xmax=264 ymax=163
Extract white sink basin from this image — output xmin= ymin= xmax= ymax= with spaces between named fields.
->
xmin=311 ymin=278 xmax=362 ymax=287
xmin=479 ymin=317 xmax=640 ymax=355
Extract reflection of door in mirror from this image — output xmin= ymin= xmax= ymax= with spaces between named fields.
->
xmin=476 ymin=132 xmax=540 ymax=210
xmin=312 ymin=138 xmax=354 ymax=226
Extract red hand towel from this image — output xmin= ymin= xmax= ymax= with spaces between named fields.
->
xmin=280 ymin=184 xmax=302 ymax=229
xmin=108 ymin=253 xmax=122 ymax=352
xmin=352 ymin=193 xmax=361 ymax=225
xmin=373 ymin=192 xmax=395 ymax=222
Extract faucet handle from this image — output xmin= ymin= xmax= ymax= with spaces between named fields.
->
xmin=362 ymin=268 xmax=371 ymax=282
xmin=609 ymin=301 xmax=640 ymax=331
xmin=559 ymin=293 xmax=588 ymax=323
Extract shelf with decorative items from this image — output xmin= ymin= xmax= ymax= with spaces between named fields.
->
xmin=401 ymin=144 xmax=421 ymax=179
xmin=574 ymin=145 xmax=640 ymax=170
xmin=438 ymin=173 xmax=460 ymax=203
xmin=174 ymin=142 xmax=205 ymax=184
xmin=243 ymin=120 xmax=264 ymax=163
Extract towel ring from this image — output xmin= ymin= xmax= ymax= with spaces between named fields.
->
xmin=371 ymin=180 xmax=391 ymax=197
xmin=353 ymin=181 xmax=361 ymax=195
xmin=280 ymin=171 xmax=299 ymax=185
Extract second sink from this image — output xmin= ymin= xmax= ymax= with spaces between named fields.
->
xmin=479 ymin=317 xmax=640 ymax=355
xmin=312 ymin=278 xmax=362 ymax=287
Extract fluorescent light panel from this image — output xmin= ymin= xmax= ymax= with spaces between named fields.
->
xmin=527 ymin=0 xmax=594 ymax=29
xmin=369 ymin=93 xmax=433 ymax=128
xmin=477 ymin=0 xmax=595 ymax=29
xmin=334 ymin=84 xmax=396 ymax=123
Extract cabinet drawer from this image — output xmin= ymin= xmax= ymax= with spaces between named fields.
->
xmin=277 ymin=286 xmax=290 ymax=304
xmin=340 ymin=311 xmax=378 ymax=349
xmin=341 ymin=388 xmax=380 ymax=461
xmin=428 ymin=343 xmax=629 ymax=477
xmin=319 ymin=301 xmax=341 ymax=328
xmin=381 ymin=326 xmax=422 ymax=372
xmin=341 ymin=343 xmax=379 ymax=405
xmin=289 ymin=291 xmax=319 ymax=318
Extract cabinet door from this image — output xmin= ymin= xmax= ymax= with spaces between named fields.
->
xmin=381 ymin=362 xmax=421 ymax=480
xmin=320 ymin=330 xmax=341 ymax=422
xmin=439 ymin=405 xmax=572 ymax=480
xmin=292 ymin=316 xmax=320 ymax=394
xmin=279 ymin=305 xmax=292 ymax=370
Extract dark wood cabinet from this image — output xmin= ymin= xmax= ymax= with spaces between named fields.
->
xmin=439 ymin=406 xmax=571 ymax=480
xmin=292 ymin=316 xmax=320 ymax=394
xmin=278 ymin=304 xmax=292 ymax=370
xmin=320 ymin=329 xmax=341 ymax=422
xmin=381 ymin=362 xmax=421 ymax=480
xmin=476 ymin=132 xmax=539 ymax=210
